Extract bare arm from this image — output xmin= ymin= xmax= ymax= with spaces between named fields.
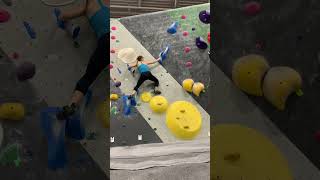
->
xmin=60 ymin=4 xmax=87 ymax=21
xmin=128 ymin=61 xmax=138 ymax=68
xmin=145 ymin=58 xmax=161 ymax=65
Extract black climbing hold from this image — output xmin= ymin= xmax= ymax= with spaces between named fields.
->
xmin=153 ymin=128 xmax=157 ymax=131
xmin=16 ymin=61 xmax=36 ymax=81
xmin=122 ymin=124 xmax=126 ymax=127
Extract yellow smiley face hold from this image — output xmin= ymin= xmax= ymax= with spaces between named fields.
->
xmin=166 ymin=101 xmax=202 ymax=140
xmin=149 ymin=96 xmax=168 ymax=113
xmin=0 ymin=103 xmax=25 ymax=121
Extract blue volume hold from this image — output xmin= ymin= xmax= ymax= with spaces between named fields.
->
xmin=167 ymin=22 xmax=178 ymax=34
xmin=23 ymin=21 xmax=36 ymax=39
xmin=159 ymin=45 xmax=170 ymax=65
xmin=54 ymin=8 xmax=65 ymax=29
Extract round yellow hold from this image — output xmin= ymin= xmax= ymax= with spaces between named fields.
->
xmin=182 ymin=79 xmax=194 ymax=92
xmin=0 ymin=103 xmax=25 ymax=121
xmin=192 ymin=82 xmax=205 ymax=96
xmin=110 ymin=94 xmax=119 ymax=101
xmin=149 ymin=96 xmax=168 ymax=113
xmin=166 ymin=101 xmax=202 ymax=139
xmin=211 ymin=124 xmax=293 ymax=180
xmin=96 ymin=100 xmax=109 ymax=128
xmin=140 ymin=92 xmax=152 ymax=102
xmin=232 ymin=54 xmax=270 ymax=96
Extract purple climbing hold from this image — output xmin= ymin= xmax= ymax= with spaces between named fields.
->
xmin=0 ymin=9 xmax=10 ymax=23
xmin=167 ymin=22 xmax=179 ymax=34
xmin=199 ymin=10 xmax=210 ymax=24
xmin=16 ymin=61 xmax=36 ymax=81
xmin=195 ymin=37 xmax=208 ymax=49
xmin=115 ymin=81 xmax=121 ymax=87
xmin=23 ymin=21 xmax=36 ymax=39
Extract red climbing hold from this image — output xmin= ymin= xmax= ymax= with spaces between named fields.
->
xmin=184 ymin=47 xmax=191 ymax=53
xmin=243 ymin=1 xmax=262 ymax=16
xmin=315 ymin=131 xmax=320 ymax=142
xmin=181 ymin=15 xmax=187 ymax=19
xmin=111 ymin=26 xmax=117 ymax=31
xmin=111 ymin=35 xmax=116 ymax=40
xmin=0 ymin=9 xmax=10 ymax=23
xmin=110 ymin=49 xmax=116 ymax=53
xmin=186 ymin=61 xmax=192 ymax=68
xmin=109 ymin=64 xmax=113 ymax=69
xmin=207 ymin=32 xmax=211 ymax=44
xmin=182 ymin=31 xmax=189 ymax=37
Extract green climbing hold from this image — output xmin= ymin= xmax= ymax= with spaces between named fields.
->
xmin=116 ymin=40 xmax=120 ymax=43
xmin=74 ymin=41 xmax=80 ymax=48
xmin=0 ymin=143 xmax=21 ymax=167
xmin=110 ymin=106 xmax=118 ymax=115
xmin=296 ymin=89 xmax=303 ymax=96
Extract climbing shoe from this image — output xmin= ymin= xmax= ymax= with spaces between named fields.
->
xmin=154 ymin=86 xmax=161 ymax=95
xmin=56 ymin=103 xmax=78 ymax=120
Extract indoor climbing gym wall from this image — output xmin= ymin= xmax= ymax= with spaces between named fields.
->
xmin=109 ymin=3 xmax=211 ymax=180
xmin=0 ymin=0 xmax=108 ymax=179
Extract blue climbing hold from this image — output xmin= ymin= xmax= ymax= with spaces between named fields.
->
xmin=122 ymin=95 xmax=131 ymax=116
xmin=23 ymin=21 xmax=36 ymax=39
xmin=65 ymin=111 xmax=85 ymax=140
xmin=159 ymin=45 xmax=170 ymax=65
xmin=129 ymin=96 xmax=137 ymax=106
xmin=167 ymin=22 xmax=178 ymax=34
xmin=72 ymin=26 xmax=80 ymax=40
xmin=54 ymin=8 xmax=65 ymax=29
xmin=40 ymin=107 xmax=67 ymax=170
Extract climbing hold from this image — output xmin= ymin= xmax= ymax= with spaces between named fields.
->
xmin=207 ymin=32 xmax=211 ymax=44
xmin=110 ymin=94 xmax=119 ymax=101
xmin=196 ymin=37 xmax=208 ymax=49
xmin=140 ymin=92 xmax=152 ymax=102
xmin=23 ymin=21 xmax=36 ymax=39
xmin=110 ymin=106 xmax=118 ymax=115
xmin=130 ymin=96 xmax=137 ymax=106
xmin=166 ymin=101 xmax=202 ymax=139
xmin=167 ymin=21 xmax=179 ymax=34
xmin=243 ymin=1 xmax=262 ymax=16
xmin=2 ymin=0 xmax=12 ymax=6
xmin=0 ymin=143 xmax=21 ymax=167
xmin=0 ymin=103 xmax=25 ymax=121
xmin=181 ymin=15 xmax=187 ymax=19
xmin=111 ymin=35 xmax=116 ymax=40
xmin=109 ymin=64 xmax=113 ymax=69
xmin=73 ymin=41 xmax=80 ymax=48
xmin=212 ymin=124 xmax=293 ymax=179
xmin=12 ymin=52 xmax=19 ymax=59
xmin=16 ymin=61 xmax=36 ymax=81
xmin=111 ymin=26 xmax=117 ymax=31
xmin=182 ymin=79 xmax=194 ymax=92
xmin=159 ymin=45 xmax=170 ymax=64
xmin=185 ymin=61 xmax=192 ymax=68
xmin=96 ymin=100 xmax=109 ymax=128
xmin=315 ymin=131 xmax=320 ymax=142
xmin=199 ymin=10 xmax=210 ymax=24
xmin=149 ymin=96 xmax=168 ymax=113
xmin=192 ymin=82 xmax=205 ymax=96
xmin=184 ymin=47 xmax=191 ymax=53
xmin=232 ymin=54 xmax=270 ymax=96
xmin=54 ymin=8 xmax=65 ymax=29
xmin=122 ymin=96 xmax=132 ymax=116
xmin=116 ymin=40 xmax=120 ymax=43
xmin=110 ymin=49 xmax=116 ymax=53
xmin=192 ymin=27 xmax=196 ymax=31
xmin=263 ymin=66 xmax=302 ymax=111
xmin=0 ymin=9 xmax=10 ymax=23
xmin=114 ymin=81 xmax=121 ymax=87
xmin=182 ymin=31 xmax=189 ymax=37
xmin=117 ymin=67 xmax=122 ymax=74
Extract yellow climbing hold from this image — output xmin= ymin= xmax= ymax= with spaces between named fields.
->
xmin=96 ymin=100 xmax=109 ymax=128
xmin=0 ymin=103 xmax=25 ymax=121
xmin=192 ymin=82 xmax=205 ymax=96
xmin=149 ymin=96 xmax=168 ymax=113
xmin=262 ymin=66 xmax=302 ymax=110
xmin=166 ymin=101 xmax=202 ymax=139
xmin=182 ymin=79 xmax=194 ymax=92
xmin=110 ymin=94 xmax=119 ymax=101
xmin=211 ymin=124 xmax=293 ymax=180
xmin=232 ymin=54 xmax=270 ymax=96
xmin=140 ymin=92 xmax=152 ymax=102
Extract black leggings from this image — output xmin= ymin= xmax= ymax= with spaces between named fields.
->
xmin=75 ymin=33 xmax=108 ymax=95
xmin=134 ymin=72 xmax=159 ymax=91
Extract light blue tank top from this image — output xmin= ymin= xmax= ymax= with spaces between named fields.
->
xmin=89 ymin=0 xmax=109 ymax=39
xmin=138 ymin=63 xmax=150 ymax=73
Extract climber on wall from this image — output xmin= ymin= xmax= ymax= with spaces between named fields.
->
xmin=55 ymin=0 xmax=109 ymax=120
xmin=129 ymin=55 xmax=162 ymax=96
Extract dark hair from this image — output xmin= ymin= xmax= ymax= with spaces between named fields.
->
xmin=137 ymin=56 xmax=144 ymax=61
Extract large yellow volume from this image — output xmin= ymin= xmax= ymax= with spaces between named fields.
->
xmin=166 ymin=101 xmax=202 ymax=139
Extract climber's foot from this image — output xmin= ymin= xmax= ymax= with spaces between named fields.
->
xmin=56 ymin=103 xmax=78 ymax=120
xmin=154 ymin=86 xmax=161 ymax=95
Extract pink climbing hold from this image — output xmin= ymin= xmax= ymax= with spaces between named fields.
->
xmin=186 ymin=61 xmax=192 ymax=68
xmin=111 ymin=35 xmax=116 ymax=40
xmin=111 ymin=26 xmax=117 ymax=31
xmin=243 ymin=1 xmax=262 ymax=16
xmin=110 ymin=49 xmax=116 ymax=53
xmin=315 ymin=131 xmax=320 ymax=142
xmin=181 ymin=15 xmax=186 ymax=19
xmin=12 ymin=52 xmax=19 ymax=59
xmin=184 ymin=47 xmax=191 ymax=53
xmin=109 ymin=64 xmax=113 ymax=69
xmin=182 ymin=31 xmax=189 ymax=37
xmin=0 ymin=9 xmax=10 ymax=23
